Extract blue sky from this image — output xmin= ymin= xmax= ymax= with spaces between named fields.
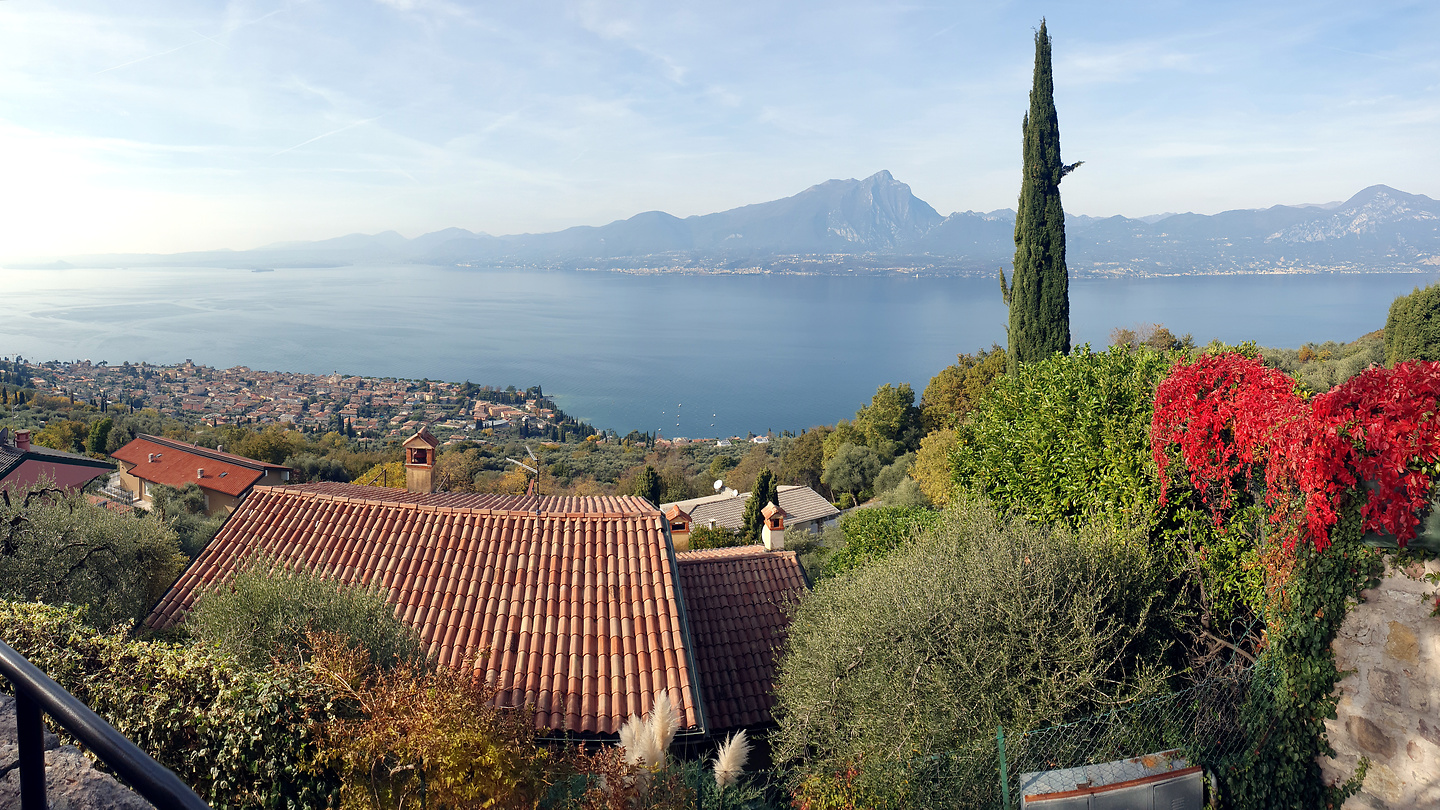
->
xmin=1 ymin=0 xmax=1437 ymax=258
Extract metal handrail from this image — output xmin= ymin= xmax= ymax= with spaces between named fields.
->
xmin=0 ymin=639 xmax=210 ymax=810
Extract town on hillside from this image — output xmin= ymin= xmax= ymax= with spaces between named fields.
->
xmin=2 ymin=355 xmax=589 ymax=444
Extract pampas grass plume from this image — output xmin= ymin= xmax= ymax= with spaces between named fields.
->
xmin=617 ymin=690 xmax=680 ymax=770
xmin=712 ymin=729 xmax=750 ymax=790
xmin=648 ymin=690 xmax=679 ymax=755
xmin=618 ymin=715 xmax=646 ymax=765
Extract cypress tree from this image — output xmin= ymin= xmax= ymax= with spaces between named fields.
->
xmin=742 ymin=468 xmax=777 ymax=542
xmin=635 ymin=465 xmax=663 ymax=506
xmin=1001 ymin=19 xmax=1081 ymax=374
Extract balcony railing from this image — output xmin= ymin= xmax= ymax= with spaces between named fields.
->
xmin=0 ymin=639 xmax=209 ymax=810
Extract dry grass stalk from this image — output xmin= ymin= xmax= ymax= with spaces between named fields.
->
xmin=712 ymin=729 xmax=750 ymax=790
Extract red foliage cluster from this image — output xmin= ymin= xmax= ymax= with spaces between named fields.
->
xmin=1152 ymin=353 xmax=1440 ymax=552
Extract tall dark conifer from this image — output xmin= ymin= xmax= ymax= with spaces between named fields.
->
xmin=1001 ymin=20 xmax=1080 ymax=373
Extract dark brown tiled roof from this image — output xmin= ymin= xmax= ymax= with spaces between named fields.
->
xmin=675 ymin=545 xmax=808 ymax=731
xmin=146 ymin=484 xmax=699 ymax=735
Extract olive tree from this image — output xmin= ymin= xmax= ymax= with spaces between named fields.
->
xmin=772 ymin=499 xmax=1170 ymax=800
xmin=0 ymin=484 xmax=186 ymax=627
xmin=821 ymin=443 xmax=881 ymax=503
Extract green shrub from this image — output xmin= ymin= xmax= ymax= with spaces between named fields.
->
xmin=688 ymin=525 xmax=750 ymax=550
xmin=824 ymin=506 xmax=940 ymax=577
xmin=0 ymin=486 xmax=186 ymax=628
xmin=950 ymin=345 xmax=1173 ymax=531
xmin=150 ymin=482 xmax=226 ymax=559
xmin=1384 ymin=282 xmax=1440 ymax=365
xmin=185 ymin=558 xmax=426 ymax=671
xmin=1220 ymin=507 xmax=1381 ymax=808
xmin=771 ymin=500 xmax=1171 ymax=804
xmin=1260 ymin=332 xmax=1384 ymax=393
xmin=0 ymin=600 xmax=342 ymax=809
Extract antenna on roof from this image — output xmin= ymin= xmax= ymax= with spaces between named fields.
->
xmin=506 ymin=452 xmax=542 ymax=515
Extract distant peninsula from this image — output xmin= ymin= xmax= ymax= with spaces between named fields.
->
xmin=13 ymin=172 xmax=1440 ymax=277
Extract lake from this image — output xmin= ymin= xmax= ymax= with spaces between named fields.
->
xmin=1 ymin=265 xmax=1435 ymax=436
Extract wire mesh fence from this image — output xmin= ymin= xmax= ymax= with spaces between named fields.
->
xmin=894 ymin=664 xmax=1256 ymax=810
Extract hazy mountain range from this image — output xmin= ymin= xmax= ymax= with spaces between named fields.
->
xmin=17 ymin=171 xmax=1440 ymax=276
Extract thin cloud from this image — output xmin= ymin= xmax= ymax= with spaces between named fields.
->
xmin=273 ymin=116 xmax=384 ymax=157
xmin=92 ymin=6 xmax=286 ymax=75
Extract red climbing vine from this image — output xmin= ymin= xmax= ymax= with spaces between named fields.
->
xmin=1152 ymin=353 xmax=1440 ymax=553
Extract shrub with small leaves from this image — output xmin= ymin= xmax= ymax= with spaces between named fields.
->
xmin=185 ymin=556 xmax=427 ymax=671
xmin=823 ymin=505 xmax=939 ymax=576
xmin=0 ymin=599 xmax=343 ymax=809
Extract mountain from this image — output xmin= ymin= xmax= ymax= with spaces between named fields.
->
xmin=18 ymin=177 xmax=1440 ymax=276
xmin=1067 ymin=185 xmax=1440 ymax=274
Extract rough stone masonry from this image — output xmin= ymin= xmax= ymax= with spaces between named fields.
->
xmin=1320 ymin=557 xmax=1440 ymax=810
xmin=0 ymin=694 xmax=155 ymax=810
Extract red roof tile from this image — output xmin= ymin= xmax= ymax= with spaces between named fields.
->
xmin=112 ymin=437 xmax=266 ymax=497
xmin=146 ymin=483 xmax=700 ymax=735
xmin=675 ymin=545 xmax=808 ymax=730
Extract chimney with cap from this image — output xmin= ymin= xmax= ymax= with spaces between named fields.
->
xmin=761 ymin=502 xmax=787 ymax=551
xmin=665 ymin=505 xmax=693 ymax=552
xmin=402 ymin=426 xmax=439 ymax=493
xmin=14 ymin=430 xmax=31 ymax=451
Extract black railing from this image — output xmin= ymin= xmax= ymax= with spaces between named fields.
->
xmin=0 ymin=639 xmax=209 ymax=810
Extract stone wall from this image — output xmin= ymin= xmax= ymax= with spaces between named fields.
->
xmin=1320 ymin=557 xmax=1440 ymax=810
xmin=0 ymin=694 xmax=155 ymax=810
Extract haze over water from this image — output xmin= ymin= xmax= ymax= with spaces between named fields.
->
xmin=2 ymin=266 xmax=1434 ymax=437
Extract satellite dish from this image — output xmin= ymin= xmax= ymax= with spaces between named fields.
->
xmin=713 ymin=479 xmax=724 ymax=492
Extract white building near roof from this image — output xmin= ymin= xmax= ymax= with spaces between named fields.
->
xmin=661 ymin=484 xmax=839 ymax=535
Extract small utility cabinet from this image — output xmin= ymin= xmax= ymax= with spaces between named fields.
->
xmin=1019 ymin=750 xmax=1203 ymax=810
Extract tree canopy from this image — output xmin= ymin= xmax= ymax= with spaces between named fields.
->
xmin=773 ymin=500 xmax=1169 ymax=803
xmin=1384 ymin=282 xmax=1440 ymax=366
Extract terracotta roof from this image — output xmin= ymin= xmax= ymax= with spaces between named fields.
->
xmin=135 ymin=434 xmax=290 ymax=470
xmin=111 ymin=436 xmax=266 ymax=498
xmin=290 ymin=482 xmax=647 ymax=512
xmin=404 ymin=426 xmax=439 ymax=449
xmin=675 ymin=545 xmax=808 ymax=730
xmin=146 ymin=484 xmax=701 ymax=735
xmin=665 ymin=504 xmax=691 ymax=522
xmin=662 ymin=485 xmax=838 ymax=532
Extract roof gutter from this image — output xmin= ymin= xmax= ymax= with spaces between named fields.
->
xmin=661 ymin=512 xmax=709 ymax=740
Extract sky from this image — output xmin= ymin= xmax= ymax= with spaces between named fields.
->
xmin=1 ymin=0 xmax=1437 ymax=258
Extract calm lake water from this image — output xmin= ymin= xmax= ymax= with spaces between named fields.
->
xmin=1 ymin=265 xmax=1436 ymax=436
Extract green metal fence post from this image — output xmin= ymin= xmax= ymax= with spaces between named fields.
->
xmin=997 ymin=725 xmax=1011 ymax=809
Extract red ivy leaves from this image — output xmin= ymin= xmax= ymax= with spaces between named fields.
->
xmin=1152 ymin=354 xmax=1440 ymax=552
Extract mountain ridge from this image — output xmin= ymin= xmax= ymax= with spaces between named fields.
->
xmin=13 ymin=174 xmax=1440 ymax=277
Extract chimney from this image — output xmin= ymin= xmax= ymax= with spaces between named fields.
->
xmin=197 ymin=468 xmax=204 ymax=479
xmin=761 ymin=503 xmax=787 ymax=552
xmin=15 ymin=429 xmax=30 ymax=451
xmin=148 ymin=453 xmax=155 ymax=463
xmin=402 ymin=427 xmax=439 ymax=493
xmin=217 ymin=444 xmax=225 ymax=453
